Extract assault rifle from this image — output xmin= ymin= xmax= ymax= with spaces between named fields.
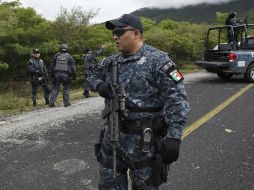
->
xmin=102 ymin=61 xmax=126 ymax=177
xmin=236 ymin=15 xmax=249 ymax=26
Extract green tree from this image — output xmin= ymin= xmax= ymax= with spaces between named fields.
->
xmin=0 ymin=0 xmax=57 ymax=80
xmin=52 ymin=6 xmax=97 ymax=53
xmin=144 ymin=19 xmax=208 ymax=63
xmin=216 ymin=12 xmax=227 ymax=25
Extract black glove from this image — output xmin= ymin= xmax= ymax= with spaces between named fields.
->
xmin=96 ymin=82 xmax=113 ymax=99
xmin=72 ymin=75 xmax=77 ymax=81
xmin=160 ymin=138 xmax=181 ymax=165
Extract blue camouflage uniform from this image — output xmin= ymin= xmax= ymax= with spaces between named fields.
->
xmin=27 ymin=58 xmax=50 ymax=105
xmin=49 ymin=52 xmax=76 ymax=107
xmin=83 ymin=52 xmax=97 ymax=96
xmin=83 ymin=49 xmax=103 ymax=97
xmin=87 ymin=44 xmax=189 ymax=189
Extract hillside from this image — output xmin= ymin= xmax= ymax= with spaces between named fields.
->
xmin=132 ymin=0 xmax=254 ymax=24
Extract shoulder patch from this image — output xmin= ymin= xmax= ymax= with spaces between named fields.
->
xmin=169 ymin=70 xmax=184 ymax=83
xmin=160 ymin=61 xmax=184 ymax=83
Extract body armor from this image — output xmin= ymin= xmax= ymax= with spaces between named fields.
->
xmin=54 ymin=53 xmax=68 ymax=72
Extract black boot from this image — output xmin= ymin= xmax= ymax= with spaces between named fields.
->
xmin=33 ymin=100 xmax=37 ymax=107
xmin=64 ymin=102 xmax=71 ymax=107
xmin=48 ymin=103 xmax=55 ymax=107
xmin=45 ymin=99 xmax=49 ymax=105
xmin=45 ymin=99 xmax=50 ymax=105
xmin=84 ymin=91 xmax=90 ymax=98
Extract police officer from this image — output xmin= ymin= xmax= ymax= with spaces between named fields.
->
xmin=82 ymin=47 xmax=97 ymax=98
xmin=27 ymin=48 xmax=50 ymax=107
xmin=87 ymin=14 xmax=189 ymax=189
xmin=225 ymin=12 xmax=237 ymax=26
xmin=48 ymin=44 xmax=76 ymax=107
xmin=225 ymin=12 xmax=238 ymax=43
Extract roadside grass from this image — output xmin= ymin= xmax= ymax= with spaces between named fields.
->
xmin=0 ymin=83 xmax=97 ymax=116
xmin=0 ymin=65 xmax=200 ymax=116
xmin=179 ymin=63 xmax=201 ymax=74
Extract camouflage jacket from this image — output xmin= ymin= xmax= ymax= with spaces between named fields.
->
xmin=83 ymin=53 xmax=97 ymax=70
xmin=27 ymin=58 xmax=48 ymax=79
xmin=87 ymin=44 xmax=189 ymax=139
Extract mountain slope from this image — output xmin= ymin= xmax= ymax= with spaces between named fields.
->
xmin=132 ymin=0 xmax=254 ymax=24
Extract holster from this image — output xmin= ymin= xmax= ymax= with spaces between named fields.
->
xmin=146 ymin=154 xmax=168 ymax=186
xmin=94 ymin=129 xmax=105 ymax=162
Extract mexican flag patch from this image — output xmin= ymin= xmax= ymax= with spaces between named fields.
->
xmin=170 ymin=70 xmax=184 ymax=82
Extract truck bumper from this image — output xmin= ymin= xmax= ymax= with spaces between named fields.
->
xmin=195 ymin=61 xmax=231 ymax=73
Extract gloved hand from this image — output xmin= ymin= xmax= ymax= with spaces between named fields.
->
xmin=96 ymin=82 xmax=113 ymax=99
xmin=72 ymin=75 xmax=77 ymax=81
xmin=160 ymin=138 xmax=181 ymax=165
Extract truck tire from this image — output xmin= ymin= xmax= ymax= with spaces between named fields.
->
xmin=217 ymin=72 xmax=233 ymax=80
xmin=244 ymin=64 xmax=254 ymax=83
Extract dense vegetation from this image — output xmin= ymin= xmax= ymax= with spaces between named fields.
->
xmin=0 ymin=0 xmax=235 ymax=83
xmin=0 ymin=0 xmax=238 ymax=114
xmin=132 ymin=0 xmax=254 ymax=24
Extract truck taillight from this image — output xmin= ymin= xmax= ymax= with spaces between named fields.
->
xmin=228 ymin=53 xmax=237 ymax=62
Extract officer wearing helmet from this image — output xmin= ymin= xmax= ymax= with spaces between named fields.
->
xmin=27 ymin=48 xmax=50 ymax=106
xmin=225 ymin=12 xmax=237 ymax=26
xmin=225 ymin=12 xmax=238 ymax=43
xmin=48 ymin=44 xmax=77 ymax=107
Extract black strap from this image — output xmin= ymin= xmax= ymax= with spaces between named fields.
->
xmin=126 ymin=105 xmax=162 ymax=112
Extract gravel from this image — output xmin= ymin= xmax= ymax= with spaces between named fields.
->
xmin=0 ymin=71 xmax=213 ymax=142
xmin=0 ymin=97 xmax=104 ymax=142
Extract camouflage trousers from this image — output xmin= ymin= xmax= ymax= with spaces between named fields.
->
xmin=98 ymin=127 xmax=160 ymax=190
xmin=84 ymin=69 xmax=92 ymax=93
xmin=49 ymin=72 xmax=70 ymax=106
xmin=31 ymin=78 xmax=50 ymax=102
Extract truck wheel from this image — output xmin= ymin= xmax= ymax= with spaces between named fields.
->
xmin=217 ymin=72 xmax=233 ymax=80
xmin=244 ymin=64 xmax=254 ymax=83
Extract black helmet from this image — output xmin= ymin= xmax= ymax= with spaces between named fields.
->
xmin=60 ymin=44 xmax=68 ymax=52
xmin=33 ymin=48 xmax=40 ymax=53
xmin=229 ymin=12 xmax=237 ymax=18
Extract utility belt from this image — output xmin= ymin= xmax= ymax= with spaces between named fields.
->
xmin=119 ymin=118 xmax=166 ymax=136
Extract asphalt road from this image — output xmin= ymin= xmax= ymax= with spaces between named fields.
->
xmin=0 ymin=71 xmax=253 ymax=190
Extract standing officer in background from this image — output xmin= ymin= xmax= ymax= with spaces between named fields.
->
xmin=27 ymin=48 xmax=50 ymax=107
xmin=48 ymin=44 xmax=76 ymax=107
xmin=87 ymin=14 xmax=189 ymax=189
xmin=225 ymin=12 xmax=238 ymax=43
xmin=82 ymin=47 xmax=97 ymax=98
xmin=225 ymin=12 xmax=237 ymax=26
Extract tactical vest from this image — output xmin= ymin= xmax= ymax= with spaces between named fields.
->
xmin=54 ymin=53 xmax=68 ymax=72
